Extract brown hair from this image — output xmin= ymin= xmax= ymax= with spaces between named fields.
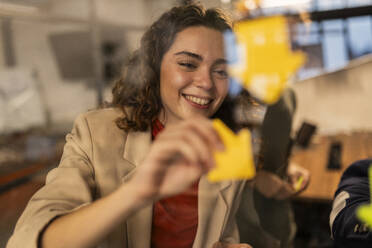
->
xmin=111 ymin=3 xmax=232 ymax=132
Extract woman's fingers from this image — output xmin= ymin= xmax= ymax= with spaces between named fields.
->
xmin=157 ymin=130 xmax=213 ymax=169
xmin=156 ymin=117 xmax=224 ymax=168
xmin=133 ymin=117 xmax=226 ymax=200
xmin=165 ymin=117 xmax=224 ymax=152
xmin=134 ymin=138 xmax=205 ymax=200
xmin=186 ymin=117 xmax=225 ymax=151
xmin=153 ymin=137 xmax=207 ymax=170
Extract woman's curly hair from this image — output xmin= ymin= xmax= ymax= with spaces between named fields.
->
xmin=111 ymin=3 xmax=232 ymax=132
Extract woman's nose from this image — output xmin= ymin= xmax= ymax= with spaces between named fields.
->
xmin=194 ymin=69 xmax=213 ymax=90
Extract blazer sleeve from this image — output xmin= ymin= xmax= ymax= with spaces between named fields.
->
xmin=7 ymin=113 xmax=97 ymax=248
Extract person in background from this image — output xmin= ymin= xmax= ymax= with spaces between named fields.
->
xmin=7 ymin=4 xmax=252 ymax=248
xmin=237 ymin=88 xmax=310 ymax=248
xmin=330 ymin=159 xmax=372 ymax=248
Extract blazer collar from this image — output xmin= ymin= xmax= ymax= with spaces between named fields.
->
xmin=123 ymin=129 xmax=152 ymax=167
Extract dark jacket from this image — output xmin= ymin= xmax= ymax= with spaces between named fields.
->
xmin=330 ymin=159 xmax=372 ymax=247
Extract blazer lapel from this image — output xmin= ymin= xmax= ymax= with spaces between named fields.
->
xmin=123 ymin=130 xmax=152 ymax=166
xmin=122 ymin=130 xmax=154 ymax=248
xmin=193 ymin=176 xmax=232 ymax=248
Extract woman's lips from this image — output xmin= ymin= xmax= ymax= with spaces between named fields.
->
xmin=182 ymin=94 xmax=213 ymax=109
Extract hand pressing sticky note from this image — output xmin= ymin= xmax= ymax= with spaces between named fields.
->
xmin=207 ymin=119 xmax=256 ymax=182
xmin=356 ymin=164 xmax=372 ymax=228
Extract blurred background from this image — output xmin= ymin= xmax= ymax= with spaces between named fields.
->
xmin=0 ymin=0 xmax=371 ymax=247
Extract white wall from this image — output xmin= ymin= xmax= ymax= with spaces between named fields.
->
xmin=293 ymin=55 xmax=372 ymax=135
xmin=11 ymin=19 xmax=96 ymax=130
xmin=3 ymin=0 xmax=154 ymax=132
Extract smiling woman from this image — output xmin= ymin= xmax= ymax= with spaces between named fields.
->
xmin=111 ymin=3 xmax=233 ymax=132
xmin=7 ymin=3 xmax=252 ymax=248
xmin=159 ymin=26 xmax=229 ymax=124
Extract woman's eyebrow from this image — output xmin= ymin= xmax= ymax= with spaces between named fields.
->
xmin=174 ymin=51 xmax=227 ymax=65
xmin=214 ymin=58 xmax=227 ymax=65
xmin=174 ymin=51 xmax=203 ymax=61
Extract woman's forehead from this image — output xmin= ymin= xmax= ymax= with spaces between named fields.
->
xmin=168 ymin=26 xmax=225 ymax=59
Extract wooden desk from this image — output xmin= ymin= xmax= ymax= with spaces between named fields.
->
xmin=292 ymin=132 xmax=372 ymax=201
xmin=0 ymin=175 xmax=46 ymax=247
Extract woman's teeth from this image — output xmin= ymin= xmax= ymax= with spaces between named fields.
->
xmin=184 ymin=95 xmax=211 ymax=105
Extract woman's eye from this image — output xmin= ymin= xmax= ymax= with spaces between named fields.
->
xmin=214 ymin=70 xmax=228 ymax=78
xmin=178 ymin=62 xmax=197 ymax=69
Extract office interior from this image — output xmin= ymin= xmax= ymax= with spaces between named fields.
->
xmin=1 ymin=0 xmax=372 ymax=247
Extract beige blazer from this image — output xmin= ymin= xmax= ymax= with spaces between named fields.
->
xmin=7 ymin=108 xmax=247 ymax=248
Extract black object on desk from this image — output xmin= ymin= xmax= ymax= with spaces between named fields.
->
xmin=327 ymin=141 xmax=343 ymax=170
xmin=296 ymin=122 xmax=317 ymax=148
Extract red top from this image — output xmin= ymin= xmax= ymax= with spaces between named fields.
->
xmin=151 ymin=119 xmax=199 ymax=248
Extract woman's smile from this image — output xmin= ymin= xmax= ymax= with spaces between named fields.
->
xmin=182 ymin=94 xmax=213 ymax=109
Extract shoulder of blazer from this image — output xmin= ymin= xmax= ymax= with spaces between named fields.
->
xmin=78 ymin=107 xmax=127 ymax=137
xmin=71 ymin=108 xmax=129 ymax=159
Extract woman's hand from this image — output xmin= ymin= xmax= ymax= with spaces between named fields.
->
xmin=128 ymin=117 xmax=224 ymax=203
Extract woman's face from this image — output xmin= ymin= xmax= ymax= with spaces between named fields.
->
xmin=159 ymin=26 xmax=229 ymax=125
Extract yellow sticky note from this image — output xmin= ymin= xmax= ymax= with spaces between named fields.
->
xmin=357 ymin=205 xmax=372 ymax=229
xmin=228 ymin=16 xmax=306 ymax=104
xmin=294 ymin=175 xmax=304 ymax=192
xmin=207 ymin=119 xmax=256 ymax=182
xmin=356 ymin=164 xmax=372 ymax=228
